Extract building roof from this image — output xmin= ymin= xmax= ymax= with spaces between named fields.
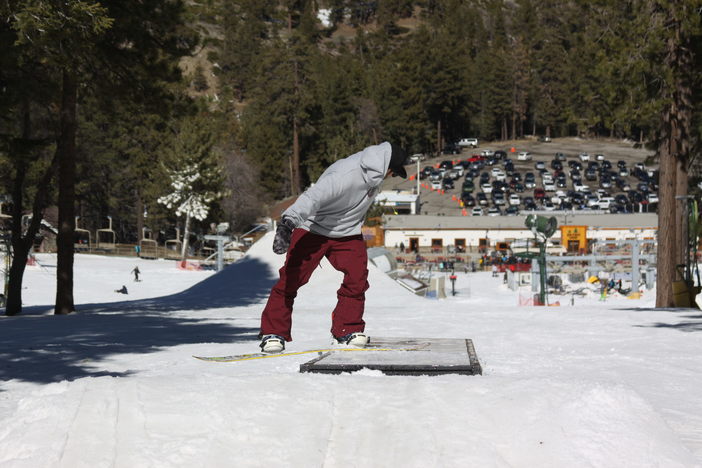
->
xmin=382 ymin=213 xmax=658 ymax=230
xmin=376 ymin=191 xmax=419 ymax=203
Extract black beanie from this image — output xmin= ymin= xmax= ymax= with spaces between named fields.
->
xmin=389 ymin=144 xmax=408 ymax=178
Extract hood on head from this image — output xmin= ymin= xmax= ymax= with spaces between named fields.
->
xmin=360 ymin=142 xmax=391 ymax=186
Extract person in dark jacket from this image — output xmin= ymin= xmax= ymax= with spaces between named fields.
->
xmin=259 ymin=142 xmax=408 ymax=353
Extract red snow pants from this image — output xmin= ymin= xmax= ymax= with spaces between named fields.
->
xmin=260 ymin=229 xmax=369 ymax=341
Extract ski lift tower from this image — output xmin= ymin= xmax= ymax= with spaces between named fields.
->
xmin=204 ymin=223 xmax=231 ymax=272
xmin=519 ymin=214 xmax=558 ymax=305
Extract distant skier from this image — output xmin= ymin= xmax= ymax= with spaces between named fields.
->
xmin=258 ymin=142 xmax=408 ymax=353
xmin=132 ymin=266 xmax=141 ymax=282
xmin=599 ymin=278 xmax=607 ymax=301
xmin=115 ymin=285 xmax=128 ymax=294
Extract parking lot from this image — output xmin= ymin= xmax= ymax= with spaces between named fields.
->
xmin=381 ymin=137 xmax=657 ymax=216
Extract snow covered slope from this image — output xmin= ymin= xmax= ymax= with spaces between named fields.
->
xmin=1 ymin=232 xmax=701 ymax=467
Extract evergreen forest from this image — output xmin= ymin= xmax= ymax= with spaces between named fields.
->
xmin=1 ymin=1 xmax=700 ymax=312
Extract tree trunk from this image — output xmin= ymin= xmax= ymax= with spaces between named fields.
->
xmin=55 ymin=70 xmax=78 ymax=315
xmin=655 ymin=3 xmax=694 ymax=307
xmin=657 ymin=138 xmax=677 ymax=307
xmin=289 ymin=10 xmax=301 ymax=196
xmin=6 ymin=157 xmax=56 ymax=316
xmin=5 ymin=97 xmax=57 ymax=316
xmin=181 ymin=211 xmax=191 ymax=261
xmin=136 ymin=187 xmax=144 ymax=244
xmin=292 ymin=118 xmax=300 ymax=195
xmin=436 ymin=119 xmax=441 ymax=155
xmin=675 ymin=156 xmax=689 ymax=280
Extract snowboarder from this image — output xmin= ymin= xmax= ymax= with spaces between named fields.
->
xmin=258 ymin=142 xmax=408 ymax=353
xmin=132 ymin=266 xmax=141 ymax=282
xmin=599 ymin=278 xmax=607 ymax=301
xmin=115 ymin=285 xmax=128 ymax=294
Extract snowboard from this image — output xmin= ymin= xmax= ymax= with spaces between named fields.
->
xmin=193 ymin=344 xmax=428 ymax=363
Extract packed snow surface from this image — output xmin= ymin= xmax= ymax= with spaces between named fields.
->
xmin=2 ymin=232 xmax=702 ymax=467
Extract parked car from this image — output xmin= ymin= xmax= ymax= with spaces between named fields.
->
xmin=439 ymin=160 xmax=454 ymax=170
xmin=492 ymin=192 xmax=506 ymax=206
xmin=517 ymin=151 xmax=532 ymax=161
xmin=555 ymin=152 xmax=567 ymax=161
xmin=461 ymin=194 xmax=476 ymax=206
xmin=487 ymin=206 xmax=501 ymax=216
xmin=494 ymin=150 xmax=507 ymax=160
xmin=595 ymin=153 xmax=606 ymax=161
xmin=543 ymin=181 xmax=556 ymax=192
xmin=431 ymin=179 xmax=443 ymax=190
xmin=480 ymin=149 xmax=495 ymax=157
xmin=542 ymin=201 xmax=556 ymax=211
xmin=477 ymin=192 xmax=488 ymax=205
xmin=535 ymin=161 xmax=546 ymax=171
xmin=409 ymin=153 xmax=426 ymax=163
xmin=524 ymin=172 xmax=536 ymax=188
xmin=471 ymin=207 xmax=484 ymax=216
xmin=448 ymin=168 xmax=462 ymax=180
xmin=648 ymin=193 xmax=659 ymax=203
xmin=458 ymin=138 xmax=479 ymax=148
xmin=538 ymin=135 xmax=552 ymax=142
xmin=462 ymin=180 xmax=475 ymax=193
xmin=505 ymin=206 xmax=520 ymax=215
xmin=443 ymin=143 xmax=461 ymax=155
xmin=534 ymin=188 xmax=546 ymax=200
xmin=574 ymin=182 xmax=589 ymax=192
xmin=599 ymin=196 xmax=615 ymax=209
xmin=578 ymin=153 xmax=590 ymax=161
xmin=480 ymin=182 xmax=493 ymax=194
xmin=442 ymin=178 xmax=454 ymax=190
xmin=585 ymin=194 xmax=599 ymax=207
xmin=509 ymin=194 xmax=521 ymax=206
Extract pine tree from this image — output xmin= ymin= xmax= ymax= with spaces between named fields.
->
xmin=158 ymin=113 xmax=223 ymax=260
xmin=10 ymin=0 xmax=196 ymax=314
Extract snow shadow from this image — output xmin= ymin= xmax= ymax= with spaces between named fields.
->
xmin=0 ymin=313 xmax=258 ymax=385
xmin=14 ymin=256 xmax=278 ymax=315
xmin=0 ymin=257 xmax=278 ymax=385
xmin=619 ymin=307 xmax=702 ymax=332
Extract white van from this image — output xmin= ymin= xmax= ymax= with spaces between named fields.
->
xmin=458 ymin=138 xmax=479 ymax=148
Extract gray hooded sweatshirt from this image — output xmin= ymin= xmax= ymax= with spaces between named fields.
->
xmin=282 ymin=142 xmax=391 ymax=238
